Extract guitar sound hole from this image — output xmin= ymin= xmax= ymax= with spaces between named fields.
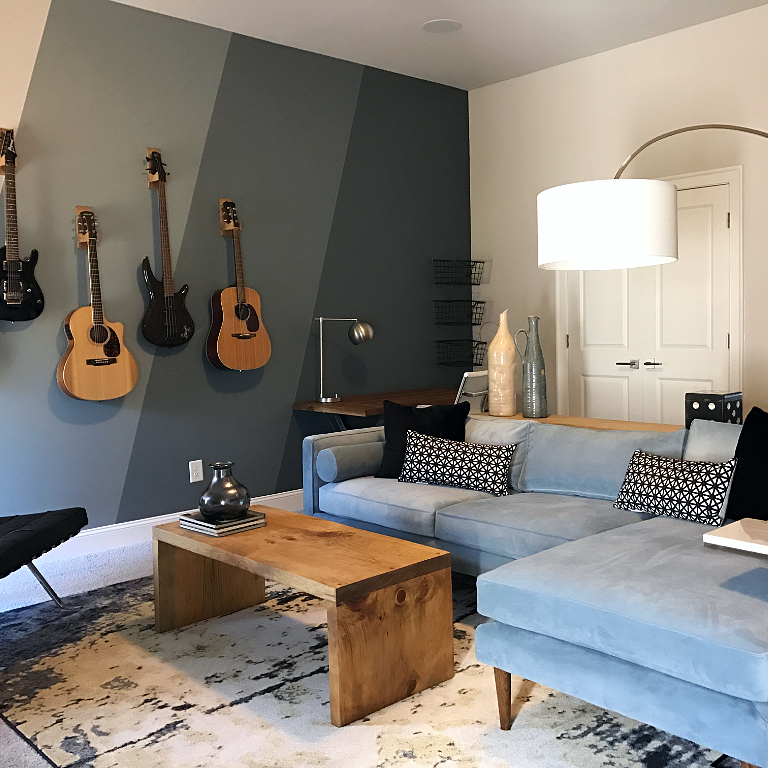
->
xmin=90 ymin=324 xmax=109 ymax=344
xmin=234 ymin=302 xmax=260 ymax=332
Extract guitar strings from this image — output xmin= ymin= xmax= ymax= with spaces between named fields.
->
xmin=157 ymin=177 xmax=178 ymax=340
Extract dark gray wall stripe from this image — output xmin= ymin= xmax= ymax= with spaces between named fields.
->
xmin=5 ymin=0 xmax=470 ymax=528
xmin=4 ymin=0 xmax=229 ymax=527
xmin=276 ymin=67 xmax=472 ymax=490
xmin=115 ymin=36 xmax=363 ymax=522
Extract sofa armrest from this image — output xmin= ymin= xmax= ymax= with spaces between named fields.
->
xmin=302 ymin=427 xmax=385 ymax=516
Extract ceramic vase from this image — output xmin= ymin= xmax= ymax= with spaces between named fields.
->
xmin=199 ymin=461 xmax=251 ymax=522
xmin=487 ymin=310 xmax=517 ymax=416
xmin=515 ymin=316 xmax=548 ymax=418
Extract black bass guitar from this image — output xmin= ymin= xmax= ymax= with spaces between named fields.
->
xmin=0 ymin=129 xmax=44 ymax=321
xmin=140 ymin=149 xmax=193 ymax=347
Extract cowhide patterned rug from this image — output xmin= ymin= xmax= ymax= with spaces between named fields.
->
xmin=0 ymin=574 xmax=735 ymax=768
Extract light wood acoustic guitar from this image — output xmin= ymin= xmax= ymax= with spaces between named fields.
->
xmin=57 ymin=207 xmax=138 ymax=400
xmin=206 ymin=199 xmax=271 ymax=371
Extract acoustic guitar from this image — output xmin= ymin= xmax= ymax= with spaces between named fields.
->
xmin=0 ymin=128 xmax=44 ymax=321
xmin=206 ymin=199 xmax=271 ymax=371
xmin=140 ymin=149 xmax=194 ymax=346
xmin=57 ymin=208 xmax=138 ymax=401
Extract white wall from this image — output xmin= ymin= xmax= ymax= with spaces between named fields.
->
xmin=469 ymin=4 xmax=768 ymax=413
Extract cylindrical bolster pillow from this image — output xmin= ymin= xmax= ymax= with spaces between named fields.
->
xmin=316 ymin=442 xmax=384 ymax=483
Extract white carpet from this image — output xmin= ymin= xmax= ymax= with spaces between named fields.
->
xmin=0 ymin=575 xmax=736 ymax=768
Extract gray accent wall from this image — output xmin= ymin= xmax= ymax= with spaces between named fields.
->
xmin=3 ymin=0 xmax=471 ymax=528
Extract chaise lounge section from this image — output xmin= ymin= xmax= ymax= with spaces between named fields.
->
xmin=303 ymin=413 xmax=757 ymax=764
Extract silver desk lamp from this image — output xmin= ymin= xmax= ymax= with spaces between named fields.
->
xmin=315 ymin=317 xmax=375 ymax=402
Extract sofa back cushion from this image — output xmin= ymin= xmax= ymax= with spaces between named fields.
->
xmin=683 ymin=419 xmax=742 ymax=462
xmin=464 ymin=417 xmax=533 ymax=491
xmin=518 ymin=423 xmax=687 ymax=500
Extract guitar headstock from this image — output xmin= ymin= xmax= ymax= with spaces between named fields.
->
xmin=219 ymin=198 xmax=240 ymax=237
xmin=76 ymin=206 xmax=98 ymax=249
xmin=146 ymin=148 xmax=167 ymax=188
xmin=0 ymin=128 xmax=16 ymax=173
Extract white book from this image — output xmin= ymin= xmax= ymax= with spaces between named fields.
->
xmin=180 ymin=519 xmax=266 ymax=537
xmin=180 ymin=509 xmax=265 ymax=530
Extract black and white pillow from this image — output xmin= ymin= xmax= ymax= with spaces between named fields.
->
xmin=614 ymin=450 xmax=737 ymax=526
xmin=398 ymin=430 xmax=516 ymax=496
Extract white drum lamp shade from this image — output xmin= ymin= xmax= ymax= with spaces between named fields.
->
xmin=537 ymin=179 xmax=678 ymax=270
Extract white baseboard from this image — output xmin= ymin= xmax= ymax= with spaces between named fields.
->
xmin=36 ymin=489 xmax=304 ymax=563
xmin=0 ymin=490 xmax=303 ymax=613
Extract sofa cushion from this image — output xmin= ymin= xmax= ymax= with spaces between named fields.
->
xmin=316 ymin=443 xmax=384 ymax=483
xmin=684 ymin=419 xmax=742 ymax=462
xmin=614 ymin=450 xmax=737 ymax=525
xmin=477 ymin=516 xmax=768 ymax=701
xmin=376 ymin=399 xmax=470 ymax=479
xmin=518 ymin=423 xmax=686 ymax=500
xmin=400 ymin=431 xmax=516 ymax=496
xmin=726 ymin=406 xmax=768 ymax=522
xmin=436 ymin=492 xmax=650 ymax=560
xmin=318 ymin=476 xmax=492 ymax=537
xmin=464 ymin=417 xmax=533 ymax=491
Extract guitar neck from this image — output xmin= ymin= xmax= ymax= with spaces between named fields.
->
xmin=3 ymin=163 xmax=19 ymax=262
xmin=87 ymin=235 xmax=104 ymax=325
xmin=233 ymin=229 xmax=246 ymax=304
xmin=157 ymin=181 xmax=175 ymax=297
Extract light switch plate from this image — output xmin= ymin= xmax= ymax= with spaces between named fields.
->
xmin=189 ymin=459 xmax=204 ymax=483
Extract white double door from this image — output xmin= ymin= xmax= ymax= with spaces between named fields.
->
xmin=564 ymin=174 xmax=739 ymax=425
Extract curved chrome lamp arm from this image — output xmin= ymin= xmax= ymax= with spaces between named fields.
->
xmin=614 ymin=123 xmax=768 ymax=179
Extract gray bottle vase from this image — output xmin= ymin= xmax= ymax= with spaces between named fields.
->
xmin=514 ymin=316 xmax=548 ymax=418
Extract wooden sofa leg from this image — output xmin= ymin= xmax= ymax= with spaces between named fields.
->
xmin=741 ymin=762 xmax=760 ymax=768
xmin=494 ymin=667 xmax=512 ymax=730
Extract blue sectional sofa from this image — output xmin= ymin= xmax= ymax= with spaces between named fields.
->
xmin=303 ymin=414 xmax=761 ymax=766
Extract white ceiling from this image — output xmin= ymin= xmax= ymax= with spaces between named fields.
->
xmin=111 ymin=0 xmax=768 ymax=90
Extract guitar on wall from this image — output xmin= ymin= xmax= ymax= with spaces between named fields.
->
xmin=206 ymin=199 xmax=271 ymax=371
xmin=57 ymin=207 xmax=138 ymax=401
xmin=0 ymin=129 xmax=44 ymax=321
xmin=141 ymin=149 xmax=193 ymax=347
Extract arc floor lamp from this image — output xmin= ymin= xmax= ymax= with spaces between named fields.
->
xmin=537 ymin=123 xmax=768 ymax=271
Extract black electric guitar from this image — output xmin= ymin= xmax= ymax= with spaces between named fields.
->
xmin=140 ymin=149 xmax=193 ymax=347
xmin=0 ymin=129 xmax=44 ymax=321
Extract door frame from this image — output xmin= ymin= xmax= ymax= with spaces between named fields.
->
xmin=555 ymin=166 xmax=743 ymax=416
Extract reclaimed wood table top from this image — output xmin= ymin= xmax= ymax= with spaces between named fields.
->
xmin=293 ymin=387 xmax=456 ymax=417
xmin=154 ymin=506 xmax=450 ymax=605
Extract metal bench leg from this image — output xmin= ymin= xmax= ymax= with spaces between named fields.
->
xmin=26 ymin=563 xmax=64 ymax=608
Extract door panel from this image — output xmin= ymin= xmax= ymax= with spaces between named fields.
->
xmin=659 ymin=204 xmax=713 ymax=349
xmin=656 ymin=377 xmax=713 ymax=426
xmin=642 ymin=185 xmax=730 ymax=423
xmin=568 ymin=269 xmax=643 ymax=421
xmin=582 ymin=269 xmax=628 ymax=346
xmin=581 ymin=375 xmax=630 ymax=421
xmin=566 ymin=182 xmax=732 ymax=425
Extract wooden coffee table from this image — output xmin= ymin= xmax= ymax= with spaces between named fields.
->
xmin=153 ymin=506 xmax=454 ymax=726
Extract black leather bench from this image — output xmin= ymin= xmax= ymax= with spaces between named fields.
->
xmin=0 ymin=508 xmax=88 ymax=606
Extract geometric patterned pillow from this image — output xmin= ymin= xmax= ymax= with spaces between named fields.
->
xmin=613 ymin=450 xmax=737 ymax=526
xmin=398 ymin=430 xmax=516 ymax=497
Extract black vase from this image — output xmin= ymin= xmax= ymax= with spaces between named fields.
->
xmin=199 ymin=462 xmax=251 ymax=522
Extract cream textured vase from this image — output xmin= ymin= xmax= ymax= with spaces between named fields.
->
xmin=487 ymin=309 xmax=517 ymax=416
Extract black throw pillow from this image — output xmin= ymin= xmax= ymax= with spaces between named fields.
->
xmin=375 ymin=399 xmax=471 ymax=479
xmin=725 ymin=406 xmax=768 ymax=521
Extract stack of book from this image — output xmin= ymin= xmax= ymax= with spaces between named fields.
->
xmin=179 ymin=509 xmax=266 ymax=537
